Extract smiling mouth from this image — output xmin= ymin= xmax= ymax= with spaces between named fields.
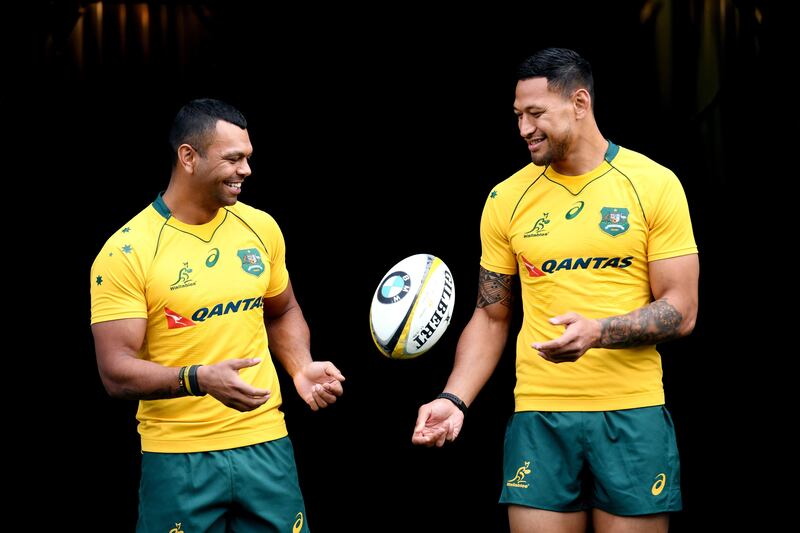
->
xmin=223 ymin=181 xmax=242 ymax=192
xmin=527 ymin=137 xmax=546 ymax=150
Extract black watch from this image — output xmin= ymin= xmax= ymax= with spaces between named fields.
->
xmin=436 ymin=392 xmax=468 ymax=415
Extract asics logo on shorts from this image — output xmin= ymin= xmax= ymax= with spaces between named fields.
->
xmin=651 ymin=473 xmax=667 ymax=496
xmin=293 ymin=512 xmax=304 ymax=533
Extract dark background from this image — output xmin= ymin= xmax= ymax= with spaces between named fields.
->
xmin=33 ymin=1 xmax=773 ymax=531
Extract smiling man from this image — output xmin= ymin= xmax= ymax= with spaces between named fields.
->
xmin=412 ymin=49 xmax=699 ymax=533
xmin=90 ymin=99 xmax=344 ymax=532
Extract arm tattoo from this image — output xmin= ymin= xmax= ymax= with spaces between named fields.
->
xmin=597 ymin=299 xmax=683 ymax=348
xmin=477 ymin=266 xmax=515 ymax=308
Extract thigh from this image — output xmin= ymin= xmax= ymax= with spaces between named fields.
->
xmin=137 ymin=451 xmax=229 ymax=533
xmin=586 ymin=406 xmax=682 ymax=516
xmin=227 ymin=437 xmax=309 ymax=532
xmin=499 ymin=412 xmax=588 ymax=512
xmin=509 ymin=505 xmax=587 ymax=533
xmin=592 ymin=508 xmax=669 ymax=533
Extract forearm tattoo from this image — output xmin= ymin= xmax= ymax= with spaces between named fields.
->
xmin=477 ymin=266 xmax=515 ymax=308
xmin=597 ymin=299 xmax=683 ymax=348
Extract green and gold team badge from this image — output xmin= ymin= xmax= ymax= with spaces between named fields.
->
xmin=237 ymin=248 xmax=264 ymax=277
xmin=599 ymin=207 xmax=629 ymax=236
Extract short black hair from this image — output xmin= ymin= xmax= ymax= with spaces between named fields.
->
xmin=168 ymin=98 xmax=247 ymax=162
xmin=517 ymin=48 xmax=595 ymax=104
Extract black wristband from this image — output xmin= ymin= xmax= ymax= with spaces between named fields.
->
xmin=188 ymin=365 xmax=206 ymax=396
xmin=178 ymin=366 xmax=188 ymax=395
xmin=436 ymin=392 xmax=467 ymax=415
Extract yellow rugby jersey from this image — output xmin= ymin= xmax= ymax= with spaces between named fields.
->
xmin=90 ymin=194 xmax=290 ymax=452
xmin=481 ymin=142 xmax=697 ymax=411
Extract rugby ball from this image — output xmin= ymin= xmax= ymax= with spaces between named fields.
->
xmin=370 ymin=254 xmax=455 ymax=359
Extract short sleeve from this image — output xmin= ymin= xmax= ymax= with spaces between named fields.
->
xmin=264 ymin=215 xmax=290 ymax=298
xmin=90 ymin=244 xmax=148 ymax=324
xmin=479 ymin=191 xmax=517 ymax=275
xmin=647 ymin=172 xmax=698 ymax=261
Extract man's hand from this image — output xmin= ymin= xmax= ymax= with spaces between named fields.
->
xmin=199 ymin=358 xmax=271 ymax=411
xmin=532 ymin=312 xmax=601 ymax=363
xmin=293 ymin=362 xmax=345 ymax=411
xmin=412 ymin=398 xmax=465 ymax=447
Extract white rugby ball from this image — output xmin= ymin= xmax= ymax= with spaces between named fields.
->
xmin=370 ymin=254 xmax=455 ymax=359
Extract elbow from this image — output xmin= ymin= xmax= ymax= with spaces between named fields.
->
xmin=99 ymin=371 xmax=129 ymax=399
xmin=678 ymin=311 xmax=697 ymax=337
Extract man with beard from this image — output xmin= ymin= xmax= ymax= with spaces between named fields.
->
xmin=90 ymin=99 xmax=344 ymax=531
xmin=412 ymin=48 xmax=698 ymax=533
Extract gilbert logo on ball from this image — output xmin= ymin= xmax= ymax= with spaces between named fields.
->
xmin=370 ymin=254 xmax=455 ymax=359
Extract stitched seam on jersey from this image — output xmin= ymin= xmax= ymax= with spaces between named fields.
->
xmin=153 ymin=216 xmax=171 ymax=259
xmin=163 ymin=210 xmax=229 ymax=244
xmin=224 ymin=208 xmax=271 ymax=259
xmin=542 ymin=166 xmax=615 ymax=196
xmin=509 ymin=167 xmax=548 ymax=223
xmin=605 ymin=161 xmax=648 ymax=225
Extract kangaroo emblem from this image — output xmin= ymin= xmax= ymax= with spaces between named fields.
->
xmin=508 ymin=461 xmax=532 ymax=483
xmin=171 ymin=262 xmax=193 ymax=286
xmin=524 ymin=213 xmax=551 ymax=237
xmin=533 ymin=214 xmax=550 ymax=233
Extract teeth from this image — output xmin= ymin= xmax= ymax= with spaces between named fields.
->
xmin=226 ymin=182 xmax=241 ymax=189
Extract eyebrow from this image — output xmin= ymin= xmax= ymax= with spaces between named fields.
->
xmin=221 ymin=150 xmax=251 ymax=159
xmin=513 ymin=104 xmax=546 ymax=113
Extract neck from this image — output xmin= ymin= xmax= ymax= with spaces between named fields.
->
xmin=550 ymin=125 xmax=608 ymax=176
xmin=162 ymin=176 xmax=219 ymax=225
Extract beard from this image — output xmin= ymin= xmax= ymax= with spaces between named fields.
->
xmin=530 ymin=134 xmax=570 ymax=167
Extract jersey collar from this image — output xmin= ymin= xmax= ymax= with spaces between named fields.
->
xmin=151 ymin=191 xmax=172 ymax=220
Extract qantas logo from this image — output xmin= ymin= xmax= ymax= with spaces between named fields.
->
xmin=192 ymin=295 xmax=263 ymax=323
xmin=519 ymin=255 xmax=634 ymax=277
xmin=165 ymin=295 xmax=264 ymax=328
xmin=165 ymin=308 xmax=196 ymax=329
xmin=520 ymin=255 xmax=546 ymax=277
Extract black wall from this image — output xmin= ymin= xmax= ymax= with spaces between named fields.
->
xmin=34 ymin=2 xmax=772 ymax=531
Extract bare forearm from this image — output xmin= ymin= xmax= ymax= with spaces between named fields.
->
xmin=444 ymin=311 xmax=509 ymax=406
xmin=597 ymin=297 xmax=694 ymax=349
xmin=266 ymin=306 xmax=312 ymax=378
xmin=101 ymin=356 xmax=183 ymax=400
xmin=444 ymin=267 xmax=514 ymax=405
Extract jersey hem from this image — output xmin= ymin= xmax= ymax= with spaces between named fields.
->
xmin=141 ymin=424 xmax=289 ymax=453
xmin=647 ymin=247 xmax=698 ymax=262
xmin=514 ymin=391 xmax=665 ymax=412
xmin=90 ymin=311 xmax=148 ymax=325
xmin=479 ymin=259 xmax=517 ymax=275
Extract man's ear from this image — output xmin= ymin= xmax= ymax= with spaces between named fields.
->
xmin=573 ymin=88 xmax=592 ymax=119
xmin=177 ymin=144 xmax=196 ymax=173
